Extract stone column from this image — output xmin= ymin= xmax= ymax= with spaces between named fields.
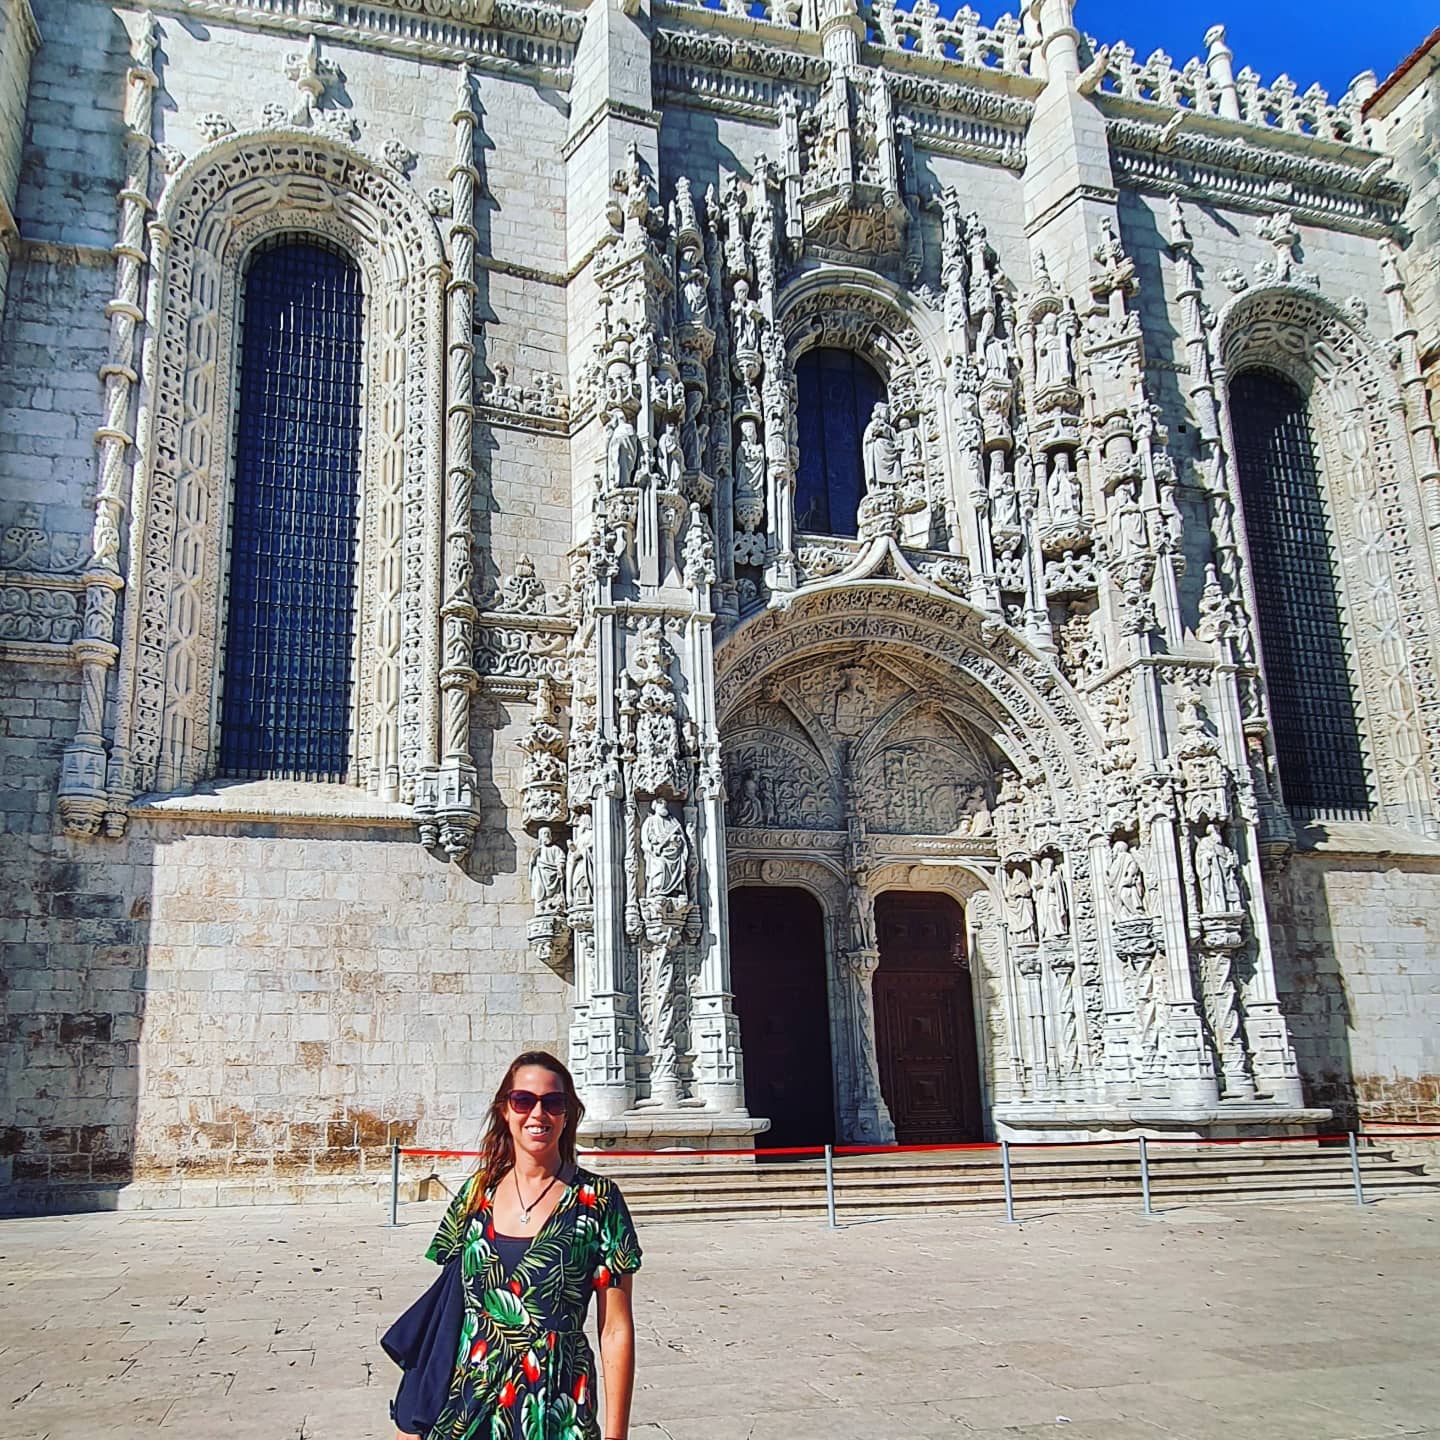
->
xmin=1204 ymin=26 xmax=1241 ymax=121
xmin=59 ymin=12 xmax=159 ymax=839
xmin=428 ymin=64 xmax=483 ymax=861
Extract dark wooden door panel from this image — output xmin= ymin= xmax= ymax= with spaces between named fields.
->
xmin=728 ymin=887 xmax=835 ymax=1150
xmin=874 ymin=892 xmax=983 ymax=1144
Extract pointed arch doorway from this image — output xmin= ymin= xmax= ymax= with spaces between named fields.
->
xmin=728 ymin=886 xmax=836 ymax=1151
xmin=873 ymin=892 xmax=983 ymax=1144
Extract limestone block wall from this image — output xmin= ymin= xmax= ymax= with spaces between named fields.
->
xmin=1268 ymin=847 xmax=1440 ymax=1126
xmin=0 ymin=681 xmax=564 ymax=1202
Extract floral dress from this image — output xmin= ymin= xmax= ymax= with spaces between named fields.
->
xmin=422 ymin=1167 xmax=642 ymax=1440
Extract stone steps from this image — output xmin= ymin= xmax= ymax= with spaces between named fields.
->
xmin=582 ymin=1144 xmax=1440 ymax=1222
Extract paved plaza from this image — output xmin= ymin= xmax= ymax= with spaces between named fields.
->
xmin=3 ymin=1193 xmax=1439 ymax=1440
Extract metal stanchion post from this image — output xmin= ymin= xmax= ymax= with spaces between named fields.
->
xmin=1001 ymin=1140 xmax=1017 ymax=1224
xmin=1349 ymin=1130 xmax=1366 ymax=1208
xmin=824 ymin=1144 xmax=837 ymax=1230
xmin=1139 ymin=1134 xmax=1154 ymax=1218
xmin=389 ymin=1140 xmax=401 ymax=1228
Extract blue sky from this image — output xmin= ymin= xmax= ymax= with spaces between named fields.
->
xmin=961 ymin=1 xmax=1435 ymax=98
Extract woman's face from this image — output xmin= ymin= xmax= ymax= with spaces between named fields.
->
xmin=505 ymin=1062 xmax=567 ymax=1168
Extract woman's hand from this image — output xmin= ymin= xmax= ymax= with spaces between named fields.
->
xmin=596 ymin=1273 xmax=636 ymax=1440
xmin=396 ymin=1431 xmax=421 ymax=1439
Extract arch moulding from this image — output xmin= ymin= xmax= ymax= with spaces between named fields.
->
xmin=100 ymin=130 xmax=447 ymax=824
xmin=1216 ymin=284 xmax=1440 ymax=829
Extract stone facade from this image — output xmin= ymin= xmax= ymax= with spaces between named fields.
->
xmin=1 ymin=0 xmax=1438 ymax=1207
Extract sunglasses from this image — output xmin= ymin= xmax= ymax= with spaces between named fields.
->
xmin=505 ymin=1089 xmax=569 ymax=1117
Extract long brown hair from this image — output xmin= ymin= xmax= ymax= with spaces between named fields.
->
xmin=465 ymin=1050 xmax=584 ymax=1216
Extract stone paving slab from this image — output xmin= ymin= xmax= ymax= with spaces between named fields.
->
xmin=1 ymin=1194 xmax=1438 ymax=1439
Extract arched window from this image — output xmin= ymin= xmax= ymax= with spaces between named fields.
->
xmin=1229 ymin=368 xmax=1370 ymax=815
xmin=218 ymin=239 xmax=364 ymax=782
xmin=794 ymin=348 xmax=885 ymax=538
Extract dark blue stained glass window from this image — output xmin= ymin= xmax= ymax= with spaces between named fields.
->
xmin=218 ymin=239 xmax=363 ymax=782
xmin=794 ymin=348 xmax=885 ymax=538
xmin=1229 ymin=368 xmax=1371 ymax=815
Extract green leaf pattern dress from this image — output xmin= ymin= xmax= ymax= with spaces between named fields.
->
xmin=422 ymin=1167 xmax=642 ymax=1440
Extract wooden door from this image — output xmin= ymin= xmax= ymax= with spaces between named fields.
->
xmin=728 ymin=887 xmax=836 ymax=1150
xmin=873 ymin=892 xmax=983 ymax=1144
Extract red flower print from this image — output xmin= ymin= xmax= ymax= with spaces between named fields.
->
xmin=499 ymin=1381 xmax=518 ymax=1408
xmin=573 ymin=1374 xmax=588 ymax=1406
xmin=509 ymin=1279 xmax=523 ymax=1296
xmin=546 ymin=1331 xmax=556 ymax=1351
xmin=469 ymin=1338 xmax=488 ymax=1364
xmin=593 ymin=1264 xmax=611 ymax=1289
xmin=578 ymin=1185 xmax=597 ymax=1207
xmin=485 ymin=1221 xmax=495 ymax=1241
xmin=522 ymin=1349 xmax=542 ymax=1384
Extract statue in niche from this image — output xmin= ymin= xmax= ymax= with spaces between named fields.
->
xmin=657 ymin=421 xmax=684 ymax=492
xmin=833 ymin=668 xmax=873 ymax=736
xmin=1005 ymin=864 xmax=1037 ymax=943
xmin=989 ymin=453 xmax=1020 ymax=531
xmin=1108 ymin=839 xmax=1148 ymax=920
xmin=730 ymin=279 xmax=764 ymax=384
xmin=1194 ymin=822 xmax=1243 ymax=915
xmin=978 ymin=307 xmax=1009 ymax=381
xmin=680 ymin=251 xmax=709 ymax=329
xmin=862 ymin=403 xmax=904 ymax=493
xmin=729 ymin=770 xmax=766 ymax=827
xmin=956 ymin=782 xmax=992 ymax=837
xmin=897 ymin=413 xmax=924 ymax=481
xmin=734 ymin=418 xmax=766 ymax=532
xmin=606 ymin=407 xmax=639 ymax=491
xmin=629 ymin=620 xmax=686 ymax=797
xmin=641 ymin=798 xmax=689 ymax=902
xmin=1047 ymin=451 xmax=1082 ymax=523
xmin=847 ymin=883 xmax=878 ymax=953
xmin=529 ymin=826 xmax=567 ymax=916
xmin=1035 ymin=310 xmax=1072 ymax=390
xmin=1111 ymin=479 xmax=1148 ymax=560
xmin=1036 ymin=854 xmax=1070 ymax=940
xmin=566 ymin=813 xmax=594 ymax=910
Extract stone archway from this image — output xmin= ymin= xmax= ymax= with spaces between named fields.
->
xmin=1217 ymin=284 xmax=1440 ymax=827
xmin=718 ymin=574 xmax=1111 ymax=1140
xmin=100 ymin=131 xmax=447 ymax=812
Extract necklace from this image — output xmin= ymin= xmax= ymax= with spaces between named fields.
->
xmin=513 ymin=1166 xmax=561 ymax=1224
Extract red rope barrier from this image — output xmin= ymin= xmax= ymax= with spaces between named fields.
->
xmin=396 ymin=1128 xmax=1432 ymax=1165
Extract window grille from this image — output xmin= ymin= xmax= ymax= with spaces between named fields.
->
xmin=794 ymin=348 xmax=886 ymax=538
xmin=218 ymin=239 xmax=364 ymax=783
xmin=1229 ymin=368 xmax=1371 ymax=815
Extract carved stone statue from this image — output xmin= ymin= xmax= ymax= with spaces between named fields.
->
xmin=606 ymin=408 xmax=639 ymax=491
xmin=847 ymin=882 xmax=878 ymax=953
xmin=530 ymin=825 xmax=567 ymax=916
xmin=641 ymin=798 xmax=688 ymax=902
xmin=566 ymin=812 xmax=594 ymax=910
xmin=1035 ymin=310 xmax=1071 ymax=389
xmin=657 ymin=421 xmax=684 ymax=492
xmin=897 ymin=413 xmax=923 ymax=480
xmin=1111 ymin=479 xmax=1148 ymax=560
xmin=1037 ymin=854 xmax=1070 ymax=940
xmin=1108 ymin=839 xmax=1147 ymax=920
xmin=1005 ymin=864 xmax=1037 ymax=942
xmin=1047 ymin=451 xmax=1081 ymax=523
xmin=730 ymin=278 xmax=763 ymax=363
xmin=730 ymin=770 xmax=766 ymax=826
xmin=862 ymin=402 xmax=904 ymax=494
xmin=734 ymin=417 xmax=766 ymax=532
xmin=989 ymin=453 xmax=1020 ymax=531
xmin=1194 ymin=822 xmax=1243 ymax=915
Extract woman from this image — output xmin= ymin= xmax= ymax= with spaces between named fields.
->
xmin=398 ymin=1050 xmax=641 ymax=1440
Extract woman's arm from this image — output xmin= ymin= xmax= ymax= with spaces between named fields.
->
xmin=596 ymin=1273 xmax=636 ymax=1440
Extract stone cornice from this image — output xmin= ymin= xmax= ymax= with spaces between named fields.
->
xmin=1105 ymin=107 xmax=1408 ymax=238
xmin=139 ymin=0 xmax=582 ymax=86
